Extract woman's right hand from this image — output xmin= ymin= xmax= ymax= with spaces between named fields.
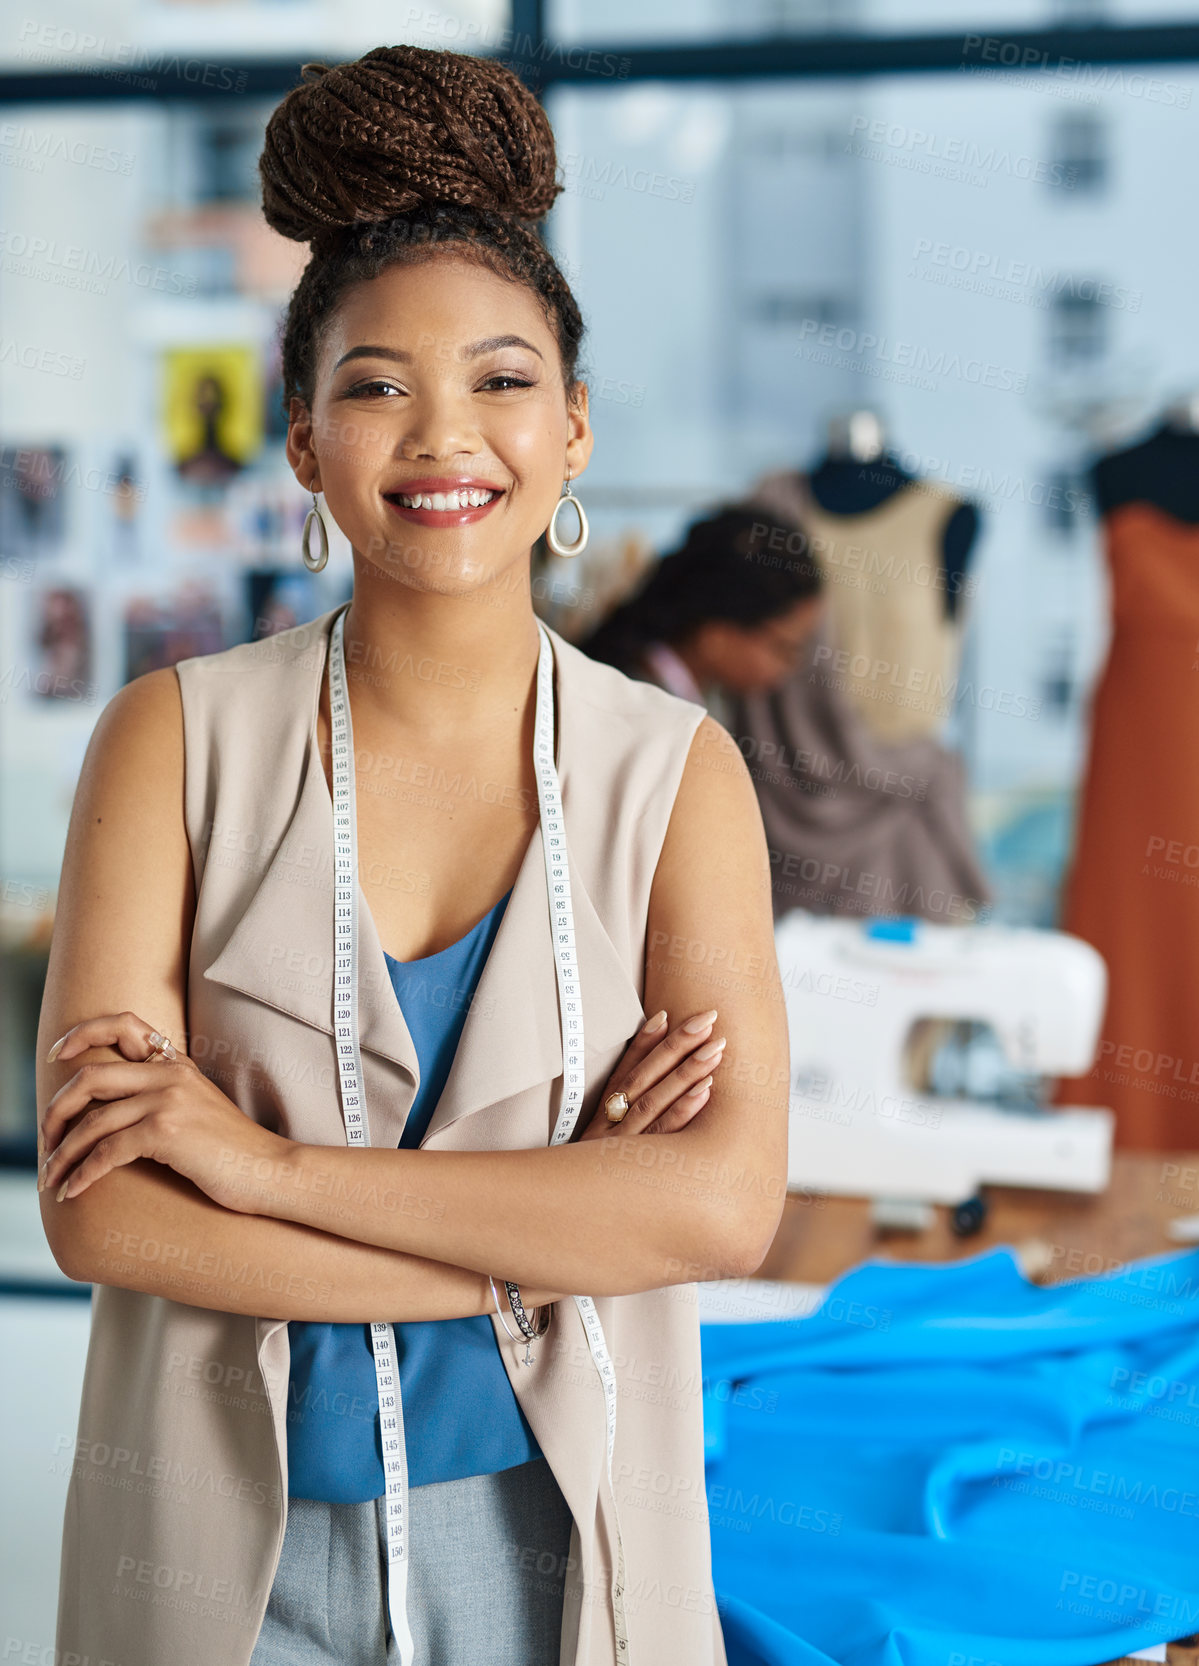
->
xmin=507 ymin=1010 xmax=726 ymax=1312
xmin=578 ymin=1007 xmax=725 ymax=1142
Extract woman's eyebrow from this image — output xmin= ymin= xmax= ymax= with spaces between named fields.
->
xmin=333 ymin=335 xmax=544 ymax=371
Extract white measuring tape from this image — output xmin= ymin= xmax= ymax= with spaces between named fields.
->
xmin=326 ymin=602 xmax=629 ymax=1662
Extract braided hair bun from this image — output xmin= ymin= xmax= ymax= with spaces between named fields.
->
xmin=259 ymin=45 xmax=563 ymax=248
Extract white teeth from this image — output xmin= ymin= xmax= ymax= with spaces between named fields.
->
xmin=395 ymin=488 xmax=498 ymax=510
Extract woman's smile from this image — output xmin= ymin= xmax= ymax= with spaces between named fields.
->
xmin=382 ymin=474 xmax=506 ymax=528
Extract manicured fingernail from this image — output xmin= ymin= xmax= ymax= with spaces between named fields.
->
xmin=55 ymin=1178 xmax=70 ymax=1202
xmin=46 ymin=1035 xmax=66 ymax=1063
xmin=640 ymin=1010 xmax=667 ymax=1033
xmin=686 ymin=1075 xmax=714 ymax=1096
xmin=683 ymin=1009 xmax=718 ymax=1033
xmin=694 ymin=1036 xmax=726 ymax=1063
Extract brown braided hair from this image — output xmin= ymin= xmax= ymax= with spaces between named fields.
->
xmin=258 ymin=45 xmax=586 ymax=414
xmin=580 ymin=507 xmax=823 ymax=676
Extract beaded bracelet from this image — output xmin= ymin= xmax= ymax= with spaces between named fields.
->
xmin=488 ymin=1275 xmax=525 ymax=1344
xmin=488 ymin=1275 xmax=551 ymax=1364
xmin=505 ymin=1279 xmax=550 ymax=1344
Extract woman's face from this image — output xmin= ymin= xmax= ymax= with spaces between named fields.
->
xmin=288 ymin=253 xmax=592 ymax=597
xmin=693 ymin=596 xmax=823 ymax=694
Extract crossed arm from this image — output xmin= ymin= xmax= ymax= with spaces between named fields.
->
xmin=37 ymin=668 xmax=789 ymax=1322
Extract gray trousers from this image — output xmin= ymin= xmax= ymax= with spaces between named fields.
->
xmin=249 ymin=1457 xmax=575 ymax=1666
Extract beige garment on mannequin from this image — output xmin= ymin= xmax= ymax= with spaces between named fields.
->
xmin=749 ymin=470 xmax=968 ymax=745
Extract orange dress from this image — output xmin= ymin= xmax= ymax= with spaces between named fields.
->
xmin=1054 ymin=502 xmax=1199 ymax=1148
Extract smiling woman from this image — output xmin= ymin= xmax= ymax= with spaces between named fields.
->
xmin=36 ymin=41 xmax=787 ymax=1666
xmin=330 ymin=331 xmax=541 ymax=524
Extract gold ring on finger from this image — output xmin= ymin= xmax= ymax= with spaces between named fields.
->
xmin=604 ymin=1090 xmax=630 ymax=1124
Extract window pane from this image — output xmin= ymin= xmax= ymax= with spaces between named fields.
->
xmin=547 ymin=0 xmax=1199 ymax=45
xmin=0 ymin=1 xmax=506 ymax=69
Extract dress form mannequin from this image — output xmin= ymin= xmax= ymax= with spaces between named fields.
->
xmin=807 ymin=411 xmax=979 ymax=623
xmin=1053 ymin=399 xmax=1199 ymax=1148
xmin=1093 ymin=402 xmax=1199 ymax=522
xmin=724 ymin=413 xmax=991 ymax=927
xmin=746 ymin=413 xmax=982 ymax=746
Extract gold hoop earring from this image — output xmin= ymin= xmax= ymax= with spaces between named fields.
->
xmin=545 ymin=474 xmax=589 ymax=559
xmin=301 ymin=490 xmax=329 ymax=572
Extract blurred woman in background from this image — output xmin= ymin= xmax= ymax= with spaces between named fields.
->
xmin=579 ymin=504 xmax=823 ymax=718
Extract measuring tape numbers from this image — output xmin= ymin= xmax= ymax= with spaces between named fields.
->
xmin=325 ymin=602 xmax=629 ymax=1662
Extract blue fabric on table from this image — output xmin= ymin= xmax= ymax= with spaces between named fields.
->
xmin=286 ymin=884 xmax=542 ymax=1500
xmin=700 ymin=1246 xmax=1199 ymax=1666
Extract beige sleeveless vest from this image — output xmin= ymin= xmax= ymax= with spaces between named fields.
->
xmin=53 ymin=604 xmax=725 ymax=1666
xmin=751 ymin=469 xmax=967 ymax=745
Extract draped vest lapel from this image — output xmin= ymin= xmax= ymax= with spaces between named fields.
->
xmin=199 ymin=606 xmax=644 ymax=1152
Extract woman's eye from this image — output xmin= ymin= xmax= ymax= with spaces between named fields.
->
xmin=342 ymin=373 xmax=534 ymax=396
xmin=346 ymin=379 xmax=403 ymax=398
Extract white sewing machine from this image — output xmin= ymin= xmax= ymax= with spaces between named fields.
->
xmin=776 ymin=909 xmax=1114 ymax=1212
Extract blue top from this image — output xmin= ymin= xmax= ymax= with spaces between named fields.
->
xmin=285 ymin=885 xmax=542 ymax=1499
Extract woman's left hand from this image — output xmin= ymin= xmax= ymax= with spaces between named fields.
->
xmin=39 ymin=1010 xmax=294 ymax=1215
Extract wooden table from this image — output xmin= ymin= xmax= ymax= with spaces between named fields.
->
xmin=754 ymin=1153 xmax=1199 ymax=1666
xmin=759 ymin=1151 xmax=1199 ymax=1287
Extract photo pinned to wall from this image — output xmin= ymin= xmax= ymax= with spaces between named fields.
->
xmin=226 ymin=475 xmax=310 ymax=565
xmin=163 ymin=344 xmax=262 ymax=487
xmin=167 ymin=497 xmax=234 ymax=554
xmin=0 ymin=445 xmax=69 ymax=560
xmin=122 ymin=580 xmax=226 ymax=683
xmin=244 ymin=568 xmax=333 ymax=642
xmin=107 ymin=451 xmax=145 ymax=563
xmin=20 ymin=584 xmax=95 ymax=705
